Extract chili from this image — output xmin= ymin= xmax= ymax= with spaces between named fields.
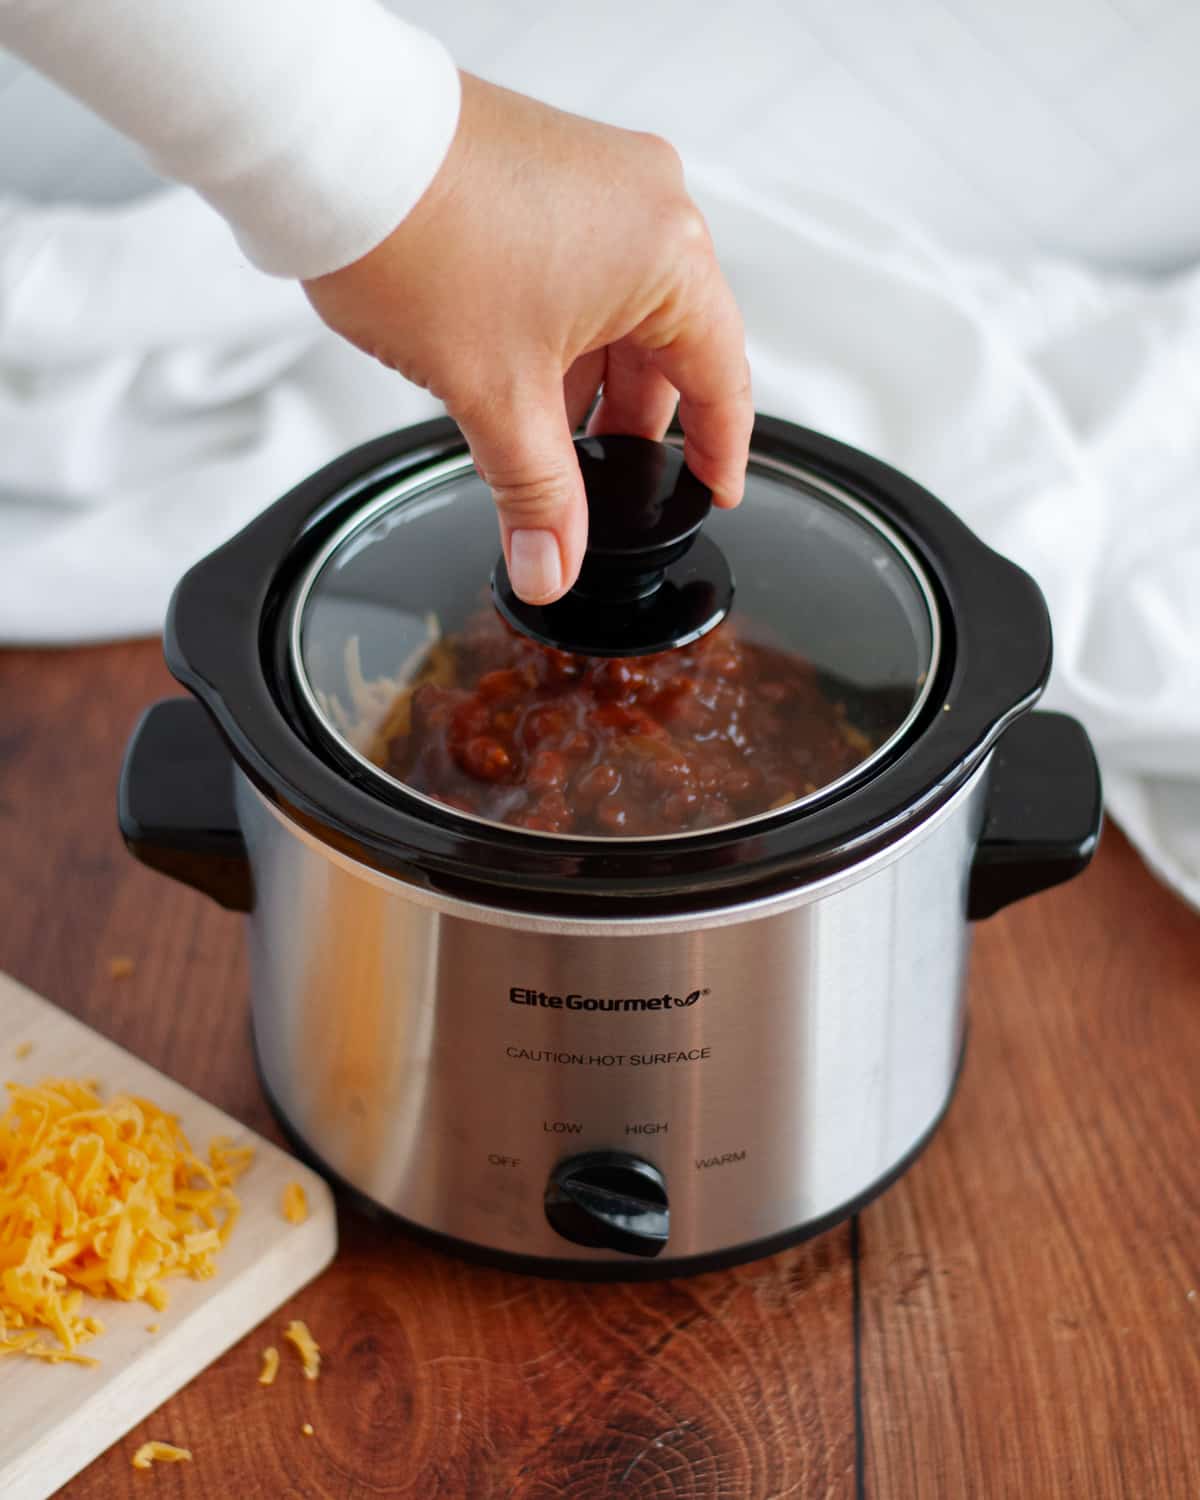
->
xmin=376 ymin=607 xmax=873 ymax=836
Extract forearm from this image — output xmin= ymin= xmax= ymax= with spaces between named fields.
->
xmin=0 ymin=0 xmax=460 ymax=277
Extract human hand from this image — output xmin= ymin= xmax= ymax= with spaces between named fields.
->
xmin=303 ymin=72 xmax=752 ymax=605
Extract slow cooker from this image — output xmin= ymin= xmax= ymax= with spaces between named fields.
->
xmin=119 ymin=416 xmax=1101 ymax=1278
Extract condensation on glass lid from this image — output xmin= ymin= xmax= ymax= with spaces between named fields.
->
xmin=312 ymin=612 xmax=442 ymax=757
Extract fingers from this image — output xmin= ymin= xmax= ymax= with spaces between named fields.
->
xmin=563 ymin=349 xmax=605 ymax=431
xmin=453 ymin=371 xmax=587 ymax=605
xmin=586 ymin=341 xmax=679 ymax=441
xmin=645 ymin=269 xmax=753 ymax=509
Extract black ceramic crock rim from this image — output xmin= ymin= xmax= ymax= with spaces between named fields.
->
xmin=164 ymin=414 xmax=1052 ymax=916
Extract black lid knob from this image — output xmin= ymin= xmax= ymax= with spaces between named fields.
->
xmin=492 ymin=435 xmax=734 ymax=657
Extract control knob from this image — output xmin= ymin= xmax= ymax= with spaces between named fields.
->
xmin=543 ymin=1151 xmax=669 ymax=1258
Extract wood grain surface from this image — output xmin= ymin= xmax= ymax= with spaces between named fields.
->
xmin=1 ymin=639 xmax=1197 ymax=1499
xmin=858 ymin=806 xmax=1200 ymax=1498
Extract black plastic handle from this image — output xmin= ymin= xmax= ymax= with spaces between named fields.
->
xmin=118 ymin=698 xmax=252 ymax=913
xmin=968 ymin=710 xmax=1102 ymax=920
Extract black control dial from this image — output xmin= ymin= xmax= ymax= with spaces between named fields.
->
xmin=544 ymin=1151 xmax=669 ymax=1258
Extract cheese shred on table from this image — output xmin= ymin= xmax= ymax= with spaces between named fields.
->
xmin=131 ymin=1441 xmax=192 ymax=1469
xmin=0 ymin=1078 xmax=253 ymax=1366
xmin=284 ymin=1319 xmax=320 ymax=1379
xmin=258 ymin=1345 xmax=279 ymax=1386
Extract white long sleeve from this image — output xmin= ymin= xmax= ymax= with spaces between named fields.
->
xmin=0 ymin=0 xmax=461 ymax=278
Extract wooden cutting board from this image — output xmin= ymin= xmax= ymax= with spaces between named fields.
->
xmin=0 ymin=972 xmax=338 ymax=1500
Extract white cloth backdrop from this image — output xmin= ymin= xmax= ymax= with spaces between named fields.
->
xmin=0 ymin=176 xmax=1197 ymax=911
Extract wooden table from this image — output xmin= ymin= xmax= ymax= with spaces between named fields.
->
xmin=3 ymin=641 xmax=1198 ymax=1499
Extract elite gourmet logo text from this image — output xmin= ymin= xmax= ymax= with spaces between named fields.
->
xmin=510 ymin=987 xmax=704 ymax=1013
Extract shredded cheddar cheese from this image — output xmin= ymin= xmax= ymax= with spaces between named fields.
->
xmin=13 ymin=1043 xmax=32 ymax=1061
xmin=281 ymin=1181 xmax=308 ymax=1224
xmin=131 ymin=1441 xmax=192 ymax=1469
xmin=301 ymin=1422 xmax=314 ymax=1437
xmin=0 ymin=1077 xmax=252 ymax=1365
xmin=108 ymin=957 xmax=135 ymax=980
xmin=284 ymin=1319 xmax=320 ymax=1380
xmin=258 ymin=1345 xmax=280 ymax=1386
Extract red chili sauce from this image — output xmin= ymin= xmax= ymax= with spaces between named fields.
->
xmin=377 ymin=606 xmax=872 ymax=836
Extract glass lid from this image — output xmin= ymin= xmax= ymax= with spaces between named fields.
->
xmin=291 ymin=441 xmax=939 ymax=842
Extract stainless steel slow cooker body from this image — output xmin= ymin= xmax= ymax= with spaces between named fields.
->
xmin=120 ymin=416 xmax=1102 ymax=1277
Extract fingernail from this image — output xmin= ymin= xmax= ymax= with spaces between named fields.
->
xmin=509 ymin=529 xmax=563 ymax=603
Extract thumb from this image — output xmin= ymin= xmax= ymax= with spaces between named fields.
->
xmin=457 ymin=377 xmax=587 ymax=606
